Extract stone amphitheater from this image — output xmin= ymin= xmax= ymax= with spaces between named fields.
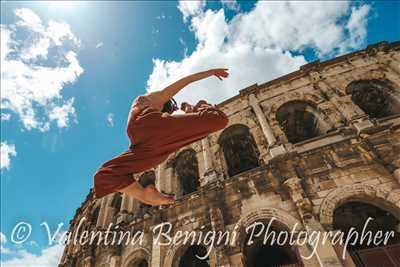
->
xmin=59 ymin=41 xmax=400 ymax=267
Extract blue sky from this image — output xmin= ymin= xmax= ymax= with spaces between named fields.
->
xmin=0 ymin=1 xmax=399 ymax=266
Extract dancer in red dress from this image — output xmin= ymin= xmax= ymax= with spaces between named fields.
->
xmin=93 ymin=68 xmax=229 ymax=205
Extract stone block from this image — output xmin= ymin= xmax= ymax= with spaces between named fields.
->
xmin=354 ymin=119 xmax=374 ymax=133
xmin=269 ymin=144 xmax=287 ymax=157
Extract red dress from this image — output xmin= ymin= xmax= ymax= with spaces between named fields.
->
xmin=93 ymin=93 xmax=228 ymax=198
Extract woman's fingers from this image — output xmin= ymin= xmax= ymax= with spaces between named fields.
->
xmin=208 ymin=68 xmax=229 ymax=80
xmin=214 ymin=73 xmax=227 ymax=80
xmin=216 ymin=69 xmax=229 ymax=79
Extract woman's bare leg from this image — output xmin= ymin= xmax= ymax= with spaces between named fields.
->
xmin=118 ymin=182 xmax=174 ymax=206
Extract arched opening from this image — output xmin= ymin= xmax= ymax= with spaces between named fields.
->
xmin=346 ymin=79 xmax=400 ymax=119
xmin=111 ymin=192 xmax=122 ymax=211
xmin=242 ymin=221 xmax=302 ymax=267
xmin=333 ymin=201 xmax=400 ymax=267
xmin=218 ymin=124 xmax=260 ymax=177
xmin=178 ymin=245 xmax=210 ymax=267
xmin=173 ymin=149 xmax=200 ymax=195
xmin=128 ymin=259 xmax=148 ymax=267
xmin=138 ymin=170 xmax=156 ymax=188
xmin=276 ymin=101 xmax=330 ymax=143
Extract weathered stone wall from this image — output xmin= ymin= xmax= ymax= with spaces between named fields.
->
xmin=59 ymin=41 xmax=400 ymax=267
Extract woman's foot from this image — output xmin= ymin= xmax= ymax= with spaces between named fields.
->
xmin=143 ymin=185 xmax=175 ymax=206
xmin=118 ymin=182 xmax=175 ymax=206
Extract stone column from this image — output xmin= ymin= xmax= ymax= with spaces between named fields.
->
xmin=313 ymin=75 xmax=375 ymax=133
xmin=248 ymin=94 xmax=286 ymax=157
xmin=209 ymin=207 xmax=230 ymax=267
xmin=96 ymin=197 xmax=107 ymax=228
xmin=201 ymin=137 xmax=218 ymax=184
xmin=127 ymin=194 xmax=135 ymax=212
xmin=157 ymin=164 xmax=165 ymax=192
xmin=102 ymin=195 xmax=114 ymax=229
xmin=283 ymin=177 xmax=344 ymax=267
xmin=283 ymin=177 xmax=313 ymax=220
xmin=316 ymin=78 xmax=365 ymax=122
xmin=248 ymin=94 xmax=277 ymax=146
xmin=162 ymin=163 xmax=175 ymax=195
xmin=151 ymin=239 xmax=161 ymax=267
xmin=117 ymin=194 xmax=130 ymax=224
xmin=120 ymin=194 xmax=129 ymax=212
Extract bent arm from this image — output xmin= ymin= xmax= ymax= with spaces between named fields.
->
xmin=150 ymin=68 xmax=229 ymax=104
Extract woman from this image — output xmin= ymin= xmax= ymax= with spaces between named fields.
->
xmin=93 ymin=68 xmax=230 ymax=206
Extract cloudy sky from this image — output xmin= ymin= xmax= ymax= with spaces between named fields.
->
xmin=1 ymin=0 xmax=399 ymax=266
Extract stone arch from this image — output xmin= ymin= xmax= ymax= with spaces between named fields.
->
xmin=275 ymin=100 xmax=331 ymax=143
xmin=122 ymin=248 xmax=151 ymax=267
xmin=319 ymin=184 xmax=400 ymax=228
xmin=218 ymin=124 xmax=260 ymax=177
xmin=235 ymin=207 xmax=304 ymax=267
xmin=235 ymin=207 xmax=303 ymax=246
xmin=173 ymin=148 xmax=200 ymax=196
xmin=163 ymin=242 xmax=217 ymax=267
xmin=268 ymin=91 xmax=326 ymax=115
xmin=346 ymin=79 xmax=400 ymax=119
xmin=167 ymin=142 xmax=201 ymax=162
xmin=340 ymin=69 xmax=398 ymax=91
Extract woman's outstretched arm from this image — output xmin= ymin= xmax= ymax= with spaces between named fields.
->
xmin=150 ymin=68 xmax=229 ymax=104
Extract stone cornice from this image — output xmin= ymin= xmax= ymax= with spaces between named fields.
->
xmin=217 ymin=41 xmax=400 ymax=108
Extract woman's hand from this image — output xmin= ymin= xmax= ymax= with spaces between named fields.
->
xmin=208 ymin=68 xmax=229 ymax=81
xmin=156 ymin=68 xmax=230 ymax=104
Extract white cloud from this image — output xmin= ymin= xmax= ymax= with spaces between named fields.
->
xmin=1 ymin=142 xmax=16 ymax=170
xmin=95 ymin=41 xmax=103 ymax=48
xmin=1 ymin=231 xmax=64 ymax=267
xmin=1 ymin=232 xmax=11 ymax=254
xmin=1 ymin=113 xmax=11 ymax=121
xmin=48 ymin=99 xmax=76 ymax=128
xmin=0 ymin=244 xmax=64 ymax=267
xmin=221 ymin=0 xmax=240 ymax=11
xmin=1 ymin=8 xmax=84 ymax=131
xmin=178 ymin=0 xmax=206 ymax=22
xmin=15 ymin=8 xmax=43 ymax=32
xmin=346 ymin=5 xmax=371 ymax=49
xmin=147 ymin=1 xmax=370 ymax=105
xmin=178 ymin=37 xmax=188 ymax=57
xmin=20 ymin=37 xmax=51 ymax=61
xmin=0 ymin=233 xmax=6 ymax=243
xmin=106 ymin=113 xmax=114 ymax=127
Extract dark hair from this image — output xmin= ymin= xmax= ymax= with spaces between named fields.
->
xmin=162 ymin=98 xmax=178 ymax=114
